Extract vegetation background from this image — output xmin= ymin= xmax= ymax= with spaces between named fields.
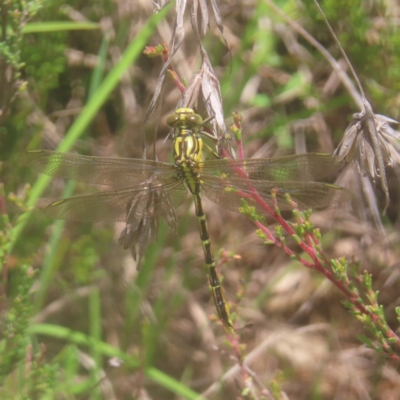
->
xmin=1 ymin=0 xmax=400 ymax=399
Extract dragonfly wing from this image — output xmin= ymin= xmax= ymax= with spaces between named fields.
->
xmin=44 ymin=179 xmax=187 ymax=222
xmin=23 ymin=150 xmax=177 ymax=188
xmin=201 ymin=175 xmax=352 ymax=213
xmin=200 ymin=153 xmax=345 ymax=182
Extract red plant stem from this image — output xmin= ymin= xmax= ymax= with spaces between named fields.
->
xmin=160 ymin=42 xmax=186 ymax=94
xmin=236 ymin=137 xmax=245 ymax=161
xmin=254 ymin=220 xmax=314 ymax=268
xmin=221 ymin=143 xmax=400 ymax=350
xmin=221 ymin=148 xmax=318 ymax=261
xmin=217 ymin=93 xmax=400 ymax=353
xmin=167 ymin=69 xmax=186 ymax=94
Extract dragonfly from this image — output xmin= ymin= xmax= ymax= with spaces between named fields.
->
xmin=25 ymin=108 xmax=352 ymax=330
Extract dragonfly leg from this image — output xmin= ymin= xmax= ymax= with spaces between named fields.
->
xmin=192 ymin=193 xmax=234 ymax=331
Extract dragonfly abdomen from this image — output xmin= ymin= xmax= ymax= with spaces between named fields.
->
xmin=192 ymin=191 xmax=233 ymax=330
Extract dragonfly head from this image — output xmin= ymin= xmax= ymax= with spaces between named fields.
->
xmin=167 ymin=108 xmax=203 ymax=129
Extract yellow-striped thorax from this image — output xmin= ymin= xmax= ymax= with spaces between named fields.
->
xmin=167 ymin=108 xmax=204 ymax=164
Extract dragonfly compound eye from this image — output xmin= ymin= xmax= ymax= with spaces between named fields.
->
xmin=167 ymin=113 xmax=180 ymax=127
xmin=187 ymin=114 xmax=203 ymax=127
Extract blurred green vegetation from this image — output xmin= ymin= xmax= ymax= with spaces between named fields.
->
xmin=1 ymin=0 xmax=400 ymax=399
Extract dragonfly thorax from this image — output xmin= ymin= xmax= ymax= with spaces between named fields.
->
xmin=167 ymin=108 xmax=205 ymax=164
xmin=173 ymin=131 xmax=203 ymax=164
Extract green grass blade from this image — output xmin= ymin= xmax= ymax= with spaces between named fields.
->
xmin=33 ymin=181 xmax=76 ymax=312
xmin=32 ymin=35 xmax=109 ymax=312
xmin=7 ymin=4 xmax=171 ymax=256
xmin=29 ymin=323 xmax=205 ymax=400
xmin=22 ymin=21 xmax=100 ymax=33
xmin=88 ymin=35 xmax=110 ymax=100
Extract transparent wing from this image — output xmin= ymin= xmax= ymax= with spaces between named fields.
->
xmin=202 ymin=175 xmax=352 ymax=213
xmin=199 ymin=153 xmax=345 ymax=182
xmin=44 ymin=179 xmax=187 ymax=222
xmin=23 ymin=150 xmax=177 ymax=188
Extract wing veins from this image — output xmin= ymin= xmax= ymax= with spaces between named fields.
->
xmin=24 ymin=150 xmax=176 ymax=188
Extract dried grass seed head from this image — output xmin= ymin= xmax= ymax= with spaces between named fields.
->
xmin=335 ymin=112 xmax=400 ymax=179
